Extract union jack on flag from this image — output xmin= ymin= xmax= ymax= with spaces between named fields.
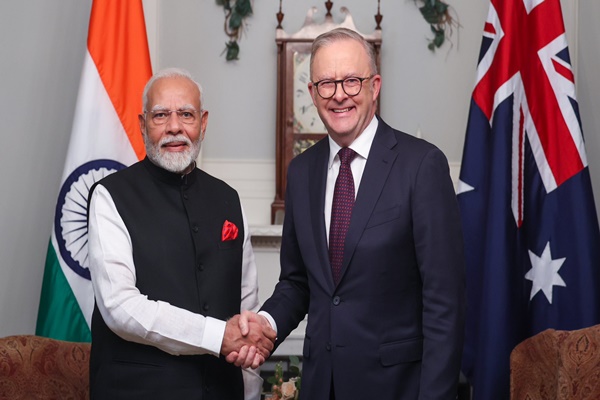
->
xmin=457 ymin=0 xmax=600 ymax=398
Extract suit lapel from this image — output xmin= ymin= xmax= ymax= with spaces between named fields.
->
xmin=308 ymin=140 xmax=335 ymax=288
xmin=339 ymin=120 xmax=398 ymax=283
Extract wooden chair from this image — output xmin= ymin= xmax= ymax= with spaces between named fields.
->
xmin=0 ymin=335 xmax=90 ymax=400
xmin=510 ymin=324 xmax=600 ymax=399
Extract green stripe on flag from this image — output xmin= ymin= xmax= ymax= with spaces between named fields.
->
xmin=36 ymin=241 xmax=91 ymax=343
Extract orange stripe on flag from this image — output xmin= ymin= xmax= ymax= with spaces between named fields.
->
xmin=87 ymin=0 xmax=152 ymax=160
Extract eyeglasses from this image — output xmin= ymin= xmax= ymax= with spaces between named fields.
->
xmin=144 ymin=109 xmax=201 ymax=125
xmin=312 ymin=76 xmax=372 ymax=99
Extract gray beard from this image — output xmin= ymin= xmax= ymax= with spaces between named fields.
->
xmin=144 ymin=132 xmax=201 ymax=174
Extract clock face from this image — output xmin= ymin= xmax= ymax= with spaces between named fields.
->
xmin=293 ymin=51 xmax=326 ymax=134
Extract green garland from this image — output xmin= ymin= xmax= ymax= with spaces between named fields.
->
xmin=416 ymin=0 xmax=459 ymax=51
xmin=216 ymin=1 xmax=457 ymax=59
xmin=216 ymin=0 xmax=253 ymax=61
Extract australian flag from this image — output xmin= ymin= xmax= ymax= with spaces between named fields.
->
xmin=457 ymin=0 xmax=600 ymax=398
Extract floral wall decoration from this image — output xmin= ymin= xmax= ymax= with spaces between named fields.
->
xmin=266 ymin=355 xmax=302 ymax=399
xmin=415 ymin=0 xmax=460 ymax=51
xmin=215 ymin=1 xmax=459 ymax=60
xmin=216 ymin=0 xmax=253 ymax=60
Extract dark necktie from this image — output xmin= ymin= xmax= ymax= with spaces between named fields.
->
xmin=329 ymin=147 xmax=356 ymax=284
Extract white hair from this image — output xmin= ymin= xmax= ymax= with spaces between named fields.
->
xmin=142 ymin=67 xmax=204 ymax=111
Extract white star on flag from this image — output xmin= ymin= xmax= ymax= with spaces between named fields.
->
xmin=525 ymin=241 xmax=566 ymax=304
xmin=457 ymin=179 xmax=475 ymax=195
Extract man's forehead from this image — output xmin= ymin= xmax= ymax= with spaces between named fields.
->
xmin=148 ymin=78 xmax=200 ymax=103
xmin=312 ymin=40 xmax=369 ymax=74
xmin=148 ymin=103 xmax=197 ymax=112
xmin=150 ymin=76 xmax=197 ymax=94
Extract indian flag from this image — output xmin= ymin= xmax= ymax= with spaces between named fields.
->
xmin=36 ymin=0 xmax=152 ymax=342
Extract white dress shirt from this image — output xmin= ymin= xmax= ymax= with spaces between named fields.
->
xmin=324 ymin=116 xmax=378 ymax=241
xmin=88 ymin=183 xmax=262 ymax=399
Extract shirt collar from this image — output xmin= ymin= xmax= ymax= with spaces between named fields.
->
xmin=328 ymin=116 xmax=379 ymax=168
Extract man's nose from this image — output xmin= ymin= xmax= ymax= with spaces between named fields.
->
xmin=332 ymin=81 xmax=348 ymax=102
xmin=165 ymin=111 xmax=183 ymax=133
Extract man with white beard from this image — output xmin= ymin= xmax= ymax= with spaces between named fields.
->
xmin=87 ymin=68 xmax=275 ymax=400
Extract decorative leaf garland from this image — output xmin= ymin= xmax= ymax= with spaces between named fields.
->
xmin=216 ymin=1 xmax=458 ymax=59
xmin=416 ymin=0 xmax=459 ymax=51
xmin=216 ymin=0 xmax=253 ymax=61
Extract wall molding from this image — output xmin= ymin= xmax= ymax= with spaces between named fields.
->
xmin=200 ymin=158 xmax=276 ymax=227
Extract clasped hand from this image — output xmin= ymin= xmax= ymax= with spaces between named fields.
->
xmin=221 ymin=311 xmax=276 ymax=369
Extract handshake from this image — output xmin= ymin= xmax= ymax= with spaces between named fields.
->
xmin=220 ymin=311 xmax=276 ymax=369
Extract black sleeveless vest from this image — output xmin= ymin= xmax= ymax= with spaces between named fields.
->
xmin=89 ymin=157 xmax=245 ymax=400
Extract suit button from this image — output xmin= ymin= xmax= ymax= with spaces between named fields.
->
xmin=193 ymin=226 xmax=199 ymax=233
xmin=183 ymin=193 xmax=189 ymax=200
xmin=197 ymin=263 xmax=204 ymax=271
xmin=326 ymin=343 xmax=331 ymax=351
xmin=203 ymin=303 xmax=209 ymax=312
xmin=332 ymin=296 xmax=340 ymax=306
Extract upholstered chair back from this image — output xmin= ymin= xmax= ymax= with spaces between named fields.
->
xmin=510 ymin=324 xmax=600 ymax=399
xmin=0 ymin=335 xmax=90 ymax=400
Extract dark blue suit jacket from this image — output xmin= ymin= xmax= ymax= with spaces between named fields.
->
xmin=261 ymin=117 xmax=466 ymax=400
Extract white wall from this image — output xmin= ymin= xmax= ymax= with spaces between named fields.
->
xmin=0 ymin=0 xmax=596 ymax=339
xmin=0 ymin=0 xmax=92 ymax=338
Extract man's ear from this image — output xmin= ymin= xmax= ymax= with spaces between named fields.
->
xmin=371 ymin=74 xmax=382 ymax=102
xmin=138 ymin=114 xmax=147 ymax=141
xmin=200 ymin=110 xmax=209 ymax=141
xmin=308 ymin=82 xmax=317 ymax=106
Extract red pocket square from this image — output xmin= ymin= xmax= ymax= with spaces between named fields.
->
xmin=222 ymin=220 xmax=239 ymax=241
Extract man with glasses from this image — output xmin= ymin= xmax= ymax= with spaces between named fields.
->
xmin=87 ymin=68 xmax=275 ymax=399
xmin=235 ymin=28 xmax=466 ymax=399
